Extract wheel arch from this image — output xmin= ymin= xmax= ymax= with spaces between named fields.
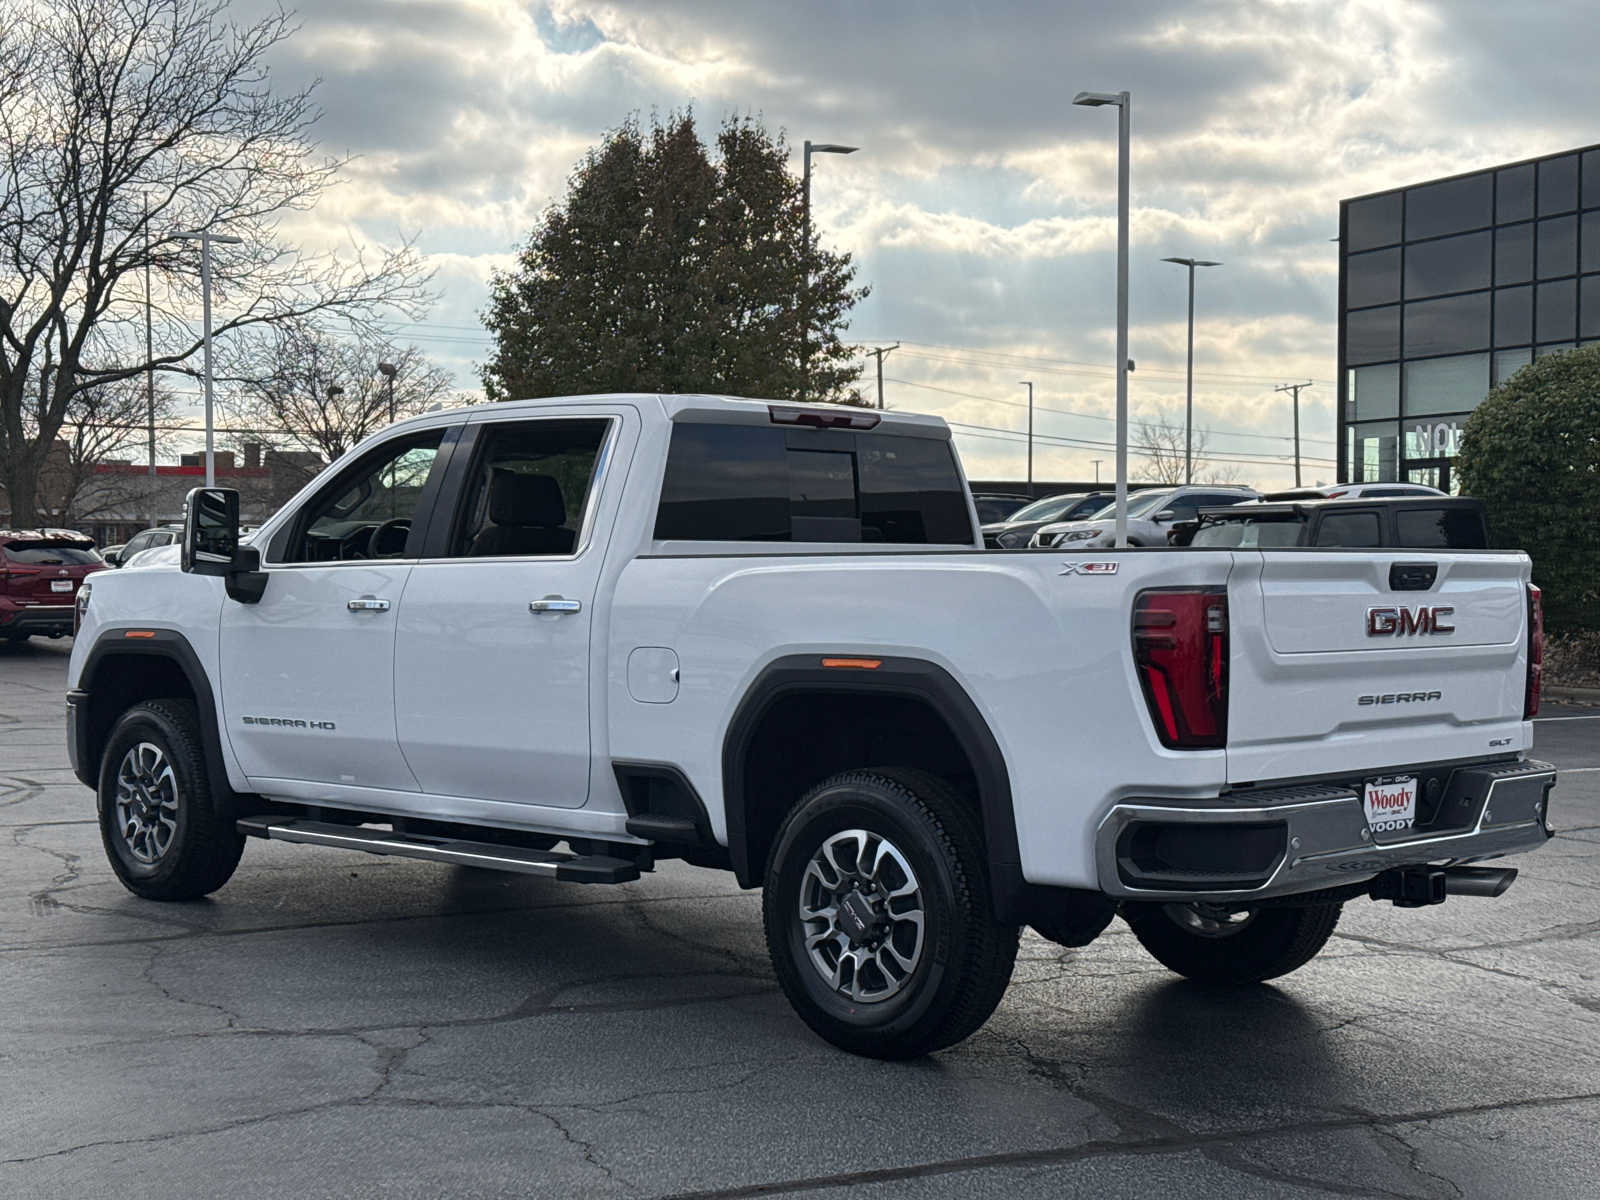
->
xmin=721 ymin=655 xmax=1021 ymax=913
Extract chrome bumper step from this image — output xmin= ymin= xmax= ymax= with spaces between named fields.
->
xmin=236 ymin=817 xmax=641 ymax=883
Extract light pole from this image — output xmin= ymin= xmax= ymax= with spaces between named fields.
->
xmin=174 ymin=229 xmax=243 ymax=488
xmin=1019 ymin=381 xmax=1035 ymax=492
xmin=1073 ymin=90 xmax=1131 ymax=546
xmin=378 ymin=362 xmax=398 ymax=424
xmin=1092 ymin=459 xmax=1103 ymax=484
xmin=801 ymin=140 xmax=857 ymax=401
xmin=1160 ymin=257 xmax=1222 ymax=484
xmin=1275 ymin=381 xmax=1312 ymax=486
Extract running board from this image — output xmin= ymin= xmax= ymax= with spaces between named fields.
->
xmin=236 ymin=817 xmax=641 ymax=883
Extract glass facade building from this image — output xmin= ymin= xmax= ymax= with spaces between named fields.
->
xmin=1338 ymin=144 xmax=1600 ymax=489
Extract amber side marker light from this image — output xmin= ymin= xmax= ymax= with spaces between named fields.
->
xmin=123 ymin=630 xmax=156 ymax=639
xmin=822 ymin=657 xmax=882 ymax=669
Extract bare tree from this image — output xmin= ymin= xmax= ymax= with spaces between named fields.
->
xmin=1133 ymin=411 xmax=1213 ymax=486
xmin=0 ymin=0 xmax=434 ymax=527
xmin=221 ymin=326 xmax=459 ymax=464
xmin=40 ymin=373 xmax=183 ymax=524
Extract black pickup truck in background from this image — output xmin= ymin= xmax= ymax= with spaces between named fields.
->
xmin=1169 ymin=497 xmax=1491 ymax=550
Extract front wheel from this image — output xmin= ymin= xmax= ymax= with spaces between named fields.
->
xmin=763 ymin=770 xmax=1018 ymax=1059
xmin=98 ymin=699 xmax=244 ymax=901
xmin=1123 ymin=900 xmax=1341 ymax=985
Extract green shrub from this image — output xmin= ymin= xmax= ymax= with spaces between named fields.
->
xmin=1457 ymin=345 xmax=1600 ymax=635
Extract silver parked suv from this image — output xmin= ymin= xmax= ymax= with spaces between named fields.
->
xmin=1030 ymin=484 xmax=1258 ymax=548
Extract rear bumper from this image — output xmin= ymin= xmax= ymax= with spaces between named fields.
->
xmin=0 ymin=602 xmax=75 ymax=636
xmin=1096 ymin=758 xmax=1556 ymax=902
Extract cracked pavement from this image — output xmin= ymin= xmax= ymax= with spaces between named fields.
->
xmin=2 ymin=638 xmax=1597 ymax=1198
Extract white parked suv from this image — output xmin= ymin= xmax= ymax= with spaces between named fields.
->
xmin=1031 ymin=484 xmax=1260 ymax=548
xmin=66 ymin=395 xmax=1556 ymax=1058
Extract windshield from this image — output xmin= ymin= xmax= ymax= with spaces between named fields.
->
xmin=1006 ymin=495 xmax=1079 ymax=523
xmin=1191 ymin=516 xmax=1306 ymax=547
xmin=4 ymin=543 xmax=102 ymax=565
xmin=1124 ymin=490 xmax=1175 ymax=519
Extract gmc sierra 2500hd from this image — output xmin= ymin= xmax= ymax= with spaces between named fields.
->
xmin=66 ymin=394 xmax=1556 ymax=1058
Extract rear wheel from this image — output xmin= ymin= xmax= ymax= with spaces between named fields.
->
xmin=98 ymin=700 xmax=244 ymax=901
xmin=763 ymin=770 xmax=1018 ymax=1059
xmin=1124 ymin=900 xmax=1341 ymax=985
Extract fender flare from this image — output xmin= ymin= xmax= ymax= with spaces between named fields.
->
xmin=72 ymin=627 xmax=241 ymax=814
xmin=720 ymin=654 xmax=1021 ymax=908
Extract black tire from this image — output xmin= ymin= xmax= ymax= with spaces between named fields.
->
xmin=97 ymin=699 xmax=244 ymax=901
xmin=763 ymin=769 xmax=1019 ymax=1059
xmin=1123 ymin=900 xmax=1341 ymax=985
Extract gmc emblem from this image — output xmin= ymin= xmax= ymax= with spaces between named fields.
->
xmin=1366 ymin=605 xmax=1455 ymax=636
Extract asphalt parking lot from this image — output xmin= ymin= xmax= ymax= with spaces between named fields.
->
xmin=2 ymin=637 xmax=1597 ymax=1199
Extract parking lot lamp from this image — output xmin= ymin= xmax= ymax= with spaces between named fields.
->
xmin=801 ymin=141 xmax=857 ymax=401
xmin=378 ymin=362 xmax=398 ymax=424
xmin=1019 ymin=381 xmax=1034 ymax=491
xmin=1073 ymin=90 xmax=1130 ymax=546
xmin=1160 ymin=257 xmax=1222 ymax=484
xmin=174 ymin=229 xmax=243 ymax=488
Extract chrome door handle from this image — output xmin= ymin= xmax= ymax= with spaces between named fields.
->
xmin=529 ymin=597 xmax=582 ymax=614
xmin=347 ymin=598 xmax=391 ymax=612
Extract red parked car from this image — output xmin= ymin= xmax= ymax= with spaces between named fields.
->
xmin=0 ymin=529 xmax=107 ymax=642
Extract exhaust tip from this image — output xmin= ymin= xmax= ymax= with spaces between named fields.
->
xmin=1443 ymin=865 xmax=1518 ymax=898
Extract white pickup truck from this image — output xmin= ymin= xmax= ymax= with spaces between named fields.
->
xmin=66 ymin=394 xmax=1557 ymax=1058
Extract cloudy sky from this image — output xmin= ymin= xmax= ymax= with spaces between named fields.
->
xmin=236 ymin=0 xmax=1599 ymax=487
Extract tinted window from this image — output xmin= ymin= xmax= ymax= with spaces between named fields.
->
xmin=122 ymin=533 xmax=154 ymax=556
xmin=1538 ymin=155 xmax=1579 ymax=216
xmin=1347 ymin=248 xmax=1400 ymax=307
xmin=1581 ymin=276 xmax=1600 ymax=341
xmin=1406 ymin=175 xmax=1492 ymax=240
xmin=290 ymin=431 xmax=445 ymax=562
xmin=1347 ymin=193 xmax=1402 ymax=251
xmin=1536 ymin=279 xmax=1577 ymax=343
xmin=450 ymin=420 xmax=609 ymax=557
xmin=1396 ymin=508 xmax=1488 ymax=549
xmin=1495 ymin=223 xmax=1532 ymax=285
xmin=1537 ymin=215 xmax=1577 ymax=279
xmin=1583 ymin=211 xmax=1600 ymax=274
xmin=654 ymin=424 xmax=972 ymax=544
xmin=1346 ymin=305 xmax=1400 ymax=364
xmin=1404 ymin=293 xmax=1490 ymax=357
xmin=1584 ymin=150 xmax=1600 ymax=208
xmin=1494 ymin=285 xmax=1532 ymax=346
xmin=4 ymin=543 xmax=101 ymax=565
xmin=1007 ymin=495 xmax=1079 ymax=523
xmin=1314 ymin=511 xmax=1382 ymax=547
xmin=973 ymin=496 xmax=1030 ymax=524
xmin=1192 ymin=518 xmax=1305 ymax=548
xmin=1405 ymin=232 xmax=1489 ymax=299
xmin=1351 ymin=363 xmax=1399 ymax=421
xmin=1404 ymin=354 xmax=1488 ymax=417
xmin=1497 ymin=165 xmax=1534 ymax=224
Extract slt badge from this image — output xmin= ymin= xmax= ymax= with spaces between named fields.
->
xmin=1060 ymin=561 xmax=1118 ymax=576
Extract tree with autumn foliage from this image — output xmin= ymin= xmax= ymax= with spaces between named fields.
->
xmin=481 ymin=113 xmax=868 ymax=405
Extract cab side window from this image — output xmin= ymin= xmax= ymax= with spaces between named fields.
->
xmin=282 ymin=431 xmax=446 ymax=563
xmin=448 ymin=420 xmax=611 ymax=558
xmin=1313 ymin=510 xmax=1382 ymax=547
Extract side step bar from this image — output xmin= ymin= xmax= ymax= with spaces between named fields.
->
xmin=236 ymin=817 xmax=641 ymax=884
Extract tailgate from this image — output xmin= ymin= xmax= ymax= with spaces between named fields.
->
xmin=1226 ymin=550 xmax=1531 ymax=783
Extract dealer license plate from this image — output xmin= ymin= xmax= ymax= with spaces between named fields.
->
xmin=1364 ymin=775 xmax=1417 ymax=833
xmin=50 ymin=580 xmax=72 ymax=593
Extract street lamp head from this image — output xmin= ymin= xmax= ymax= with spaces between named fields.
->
xmin=377 ymin=362 xmax=398 ymax=378
xmin=173 ymin=230 xmax=244 ymax=245
xmin=809 ymin=144 xmax=858 ymax=155
xmin=1072 ymin=91 xmax=1124 ymax=107
xmin=1161 ymin=257 xmax=1223 ymax=268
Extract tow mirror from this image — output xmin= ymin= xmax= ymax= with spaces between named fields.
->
xmin=181 ymin=488 xmax=268 ymax=603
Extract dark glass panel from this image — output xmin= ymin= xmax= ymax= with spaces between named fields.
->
xmin=1538 ymin=155 xmax=1579 ymax=216
xmin=1349 ymin=422 xmax=1400 ymax=483
xmin=1346 ymin=193 xmax=1402 ymax=251
xmin=1345 ymin=305 xmax=1400 ymax=365
xmin=1585 ymin=149 xmax=1600 ymax=208
xmin=1395 ymin=508 xmax=1488 ymax=550
xmin=653 ymin=424 xmax=790 ymax=540
xmin=1497 ymin=164 xmax=1535 ymax=224
xmin=1351 ymin=363 xmax=1399 ymax=421
xmin=1405 ymin=174 xmax=1492 ymax=240
xmin=1314 ymin=511 xmax=1382 ymax=547
xmin=1536 ymin=278 xmax=1577 ymax=343
xmin=1581 ymin=275 xmax=1600 ymax=340
xmin=1537 ymin=215 xmax=1577 ymax=279
xmin=1493 ymin=285 xmax=1532 ymax=346
xmin=1347 ymin=248 xmax=1400 ymax=307
xmin=1495 ymin=222 xmax=1532 ymax=285
xmin=1404 ymin=354 xmax=1489 ymax=417
xmin=1493 ymin=347 xmax=1532 ymax=385
xmin=857 ymin=437 xmax=973 ymax=544
xmin=1404 ymin=231 xmax=1489 ymax=298
xmin=1583 ymin=210 xmax=1600 ymax=274
xmin=1403 ymin=293 xmax=1490 ymax=357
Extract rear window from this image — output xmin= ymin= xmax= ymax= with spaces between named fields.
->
xmin=4 ymin=543 xmax=101 ymax=565
xmin=654 ymin=423 xmax=974 ymax=544
xmin=1395 ymin=507 xmax=1488 ymax=549
xmin=1191 ymin=517 xmax=1305 ymax=547
xmin=1313 ymin=511 xmax=1382 ymax=547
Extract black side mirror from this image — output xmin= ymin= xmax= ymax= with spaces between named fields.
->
xmin=181 ymin=487 xmax=268 ymax=603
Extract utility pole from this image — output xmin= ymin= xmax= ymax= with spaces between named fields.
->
xmin=1019 ymin=381 xmax=1035 ymax=492
xmin=863 ymin=344 xmax=899 ymax=409
xmin=1275 ymin=381 xmax=1313 ymax=487
xmin=1092 ymin=459 xmax=1103 ymax=484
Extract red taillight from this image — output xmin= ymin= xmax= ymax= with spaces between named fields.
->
xmin=1525 ymin=584 xmax=1543 ymax=719
xmin=1133 ymin=587 xmax=1229 ymax=749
